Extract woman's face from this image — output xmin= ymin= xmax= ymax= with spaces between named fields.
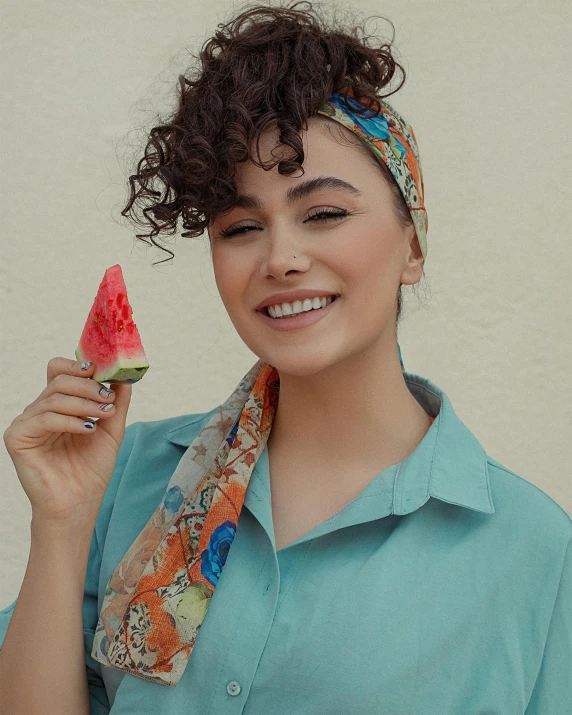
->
xmin=208 ymin=117 xmax=423 ymax=377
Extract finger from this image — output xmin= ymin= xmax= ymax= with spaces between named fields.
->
xmin=46 ymin=357 xmax=95 ymax=387
xmin=20 ymin=391 xmax=116 ymax=422
xmin=31 ymin=362 xmax=98 ymax=413
xmin=22 ymin=411 xmax=100 ymax=439
xmin=99 ymin=380 xmax=132 ymax=425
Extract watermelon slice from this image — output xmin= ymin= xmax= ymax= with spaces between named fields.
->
xmin=75 ymin=264 xmax=149 ymax=384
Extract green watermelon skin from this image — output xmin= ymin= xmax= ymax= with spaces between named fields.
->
xmin=75 ymin=264 xmax=149 ymax=384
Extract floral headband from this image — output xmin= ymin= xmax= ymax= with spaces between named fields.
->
xmin=316 ymin=89 xmax=428 ymax=372
xmin=315 ymin=89 xmax=428 ymax=260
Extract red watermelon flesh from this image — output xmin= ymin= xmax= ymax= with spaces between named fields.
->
xmin=75 ymin=264 xmax=149 ymax=384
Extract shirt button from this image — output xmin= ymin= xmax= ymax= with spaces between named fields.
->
xmin=227 ymin=681 xmax=241 ymax=696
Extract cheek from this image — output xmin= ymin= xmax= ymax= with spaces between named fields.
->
xmin=333 ymin=229 xmax=397 ymax=293
xmin=211 ymin=249 xmax=245 ymax=310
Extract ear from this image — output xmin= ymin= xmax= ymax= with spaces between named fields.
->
xmin=399 ymin=223 xmax=424 ymax=286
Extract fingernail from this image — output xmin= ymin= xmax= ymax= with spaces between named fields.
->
xmin=80 ymin=361 xmax=93 ymax=370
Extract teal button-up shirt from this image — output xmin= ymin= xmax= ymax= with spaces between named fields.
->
xmin=1 ymin=371 xmax=571 ymax=714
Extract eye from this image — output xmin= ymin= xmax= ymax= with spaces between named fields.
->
xmin=218 ymin=209 xmax=352 ymax=239
xmin=306 ymin=209 xmax=352 ymax=223
xmin=219 ymin=223 xmax=262 ymax=239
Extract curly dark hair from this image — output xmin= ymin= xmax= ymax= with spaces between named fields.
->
xmin=121 ymin=0 xmax=426 ymax=324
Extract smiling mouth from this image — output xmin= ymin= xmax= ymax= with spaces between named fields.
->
xmin=261 ymin=295 xmax=338 ymax=318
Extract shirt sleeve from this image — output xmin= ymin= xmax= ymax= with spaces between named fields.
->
xmin=0 ymin=422 xmax=140 ymax=715
xmin=525 ymin=534 xmax=572 ymax=714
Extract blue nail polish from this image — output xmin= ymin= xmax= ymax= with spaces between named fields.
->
xmin=80 ymin=361 xmax=93 ymax=370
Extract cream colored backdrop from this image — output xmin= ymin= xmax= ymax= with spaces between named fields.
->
xmin=1 ymin=0 xmax=571 ymax=606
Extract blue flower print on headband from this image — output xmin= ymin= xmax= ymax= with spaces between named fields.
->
xmin=328 ymin=92 xmax=407 ymax=160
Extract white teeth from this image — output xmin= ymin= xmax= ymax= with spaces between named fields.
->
xmin=266 ymin=295 xmax=336 ymax=318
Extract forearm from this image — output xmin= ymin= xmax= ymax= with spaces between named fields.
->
xmin=0 ymin=517 xmax=96 ymax=715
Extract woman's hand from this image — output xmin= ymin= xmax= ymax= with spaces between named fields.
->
xmin=3 ymin=357 xmax=132 ymax=525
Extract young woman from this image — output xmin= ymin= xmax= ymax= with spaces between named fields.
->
xmin=1 ymin=3 xmax=570 ymax=714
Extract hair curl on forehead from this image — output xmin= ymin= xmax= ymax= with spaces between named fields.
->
xmin=120 ymin=1 xmax=410 ymax=267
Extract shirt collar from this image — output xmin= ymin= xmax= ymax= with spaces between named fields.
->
xmin=164 ymin=371 xmax=495 ymax=516
xmin=393 ymin=372 xmax=495 ymax=515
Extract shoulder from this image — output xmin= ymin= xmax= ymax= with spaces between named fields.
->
xmin=485 ymin=454 xmax=571 ymax=560
xmin=486 ymin=455 xmax=571 ymax=530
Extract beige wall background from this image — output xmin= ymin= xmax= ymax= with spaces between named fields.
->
xmin=1 ymin=0 xmax=571 ymax=606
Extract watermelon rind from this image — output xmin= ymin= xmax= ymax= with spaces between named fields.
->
xmin=75 ymin=347 xmax=149 ymax=385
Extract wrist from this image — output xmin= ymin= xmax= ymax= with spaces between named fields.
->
xmin=30 ymin=512 xmax=97 ymax=550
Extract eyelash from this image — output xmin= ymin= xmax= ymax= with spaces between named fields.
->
xmin=218 ymin=209 xmax=353 ymax=239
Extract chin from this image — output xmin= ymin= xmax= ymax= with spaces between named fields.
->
xmin=234 ymin=314 xmax=383 ymax=378
xmin=267 ymin=360 xmax=333 ymax=379
xmin=249 ymin=341 xmax=354 ymax=379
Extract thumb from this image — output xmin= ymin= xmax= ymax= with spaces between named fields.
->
xmin=103 ymin=381 xmax=133 ymax=437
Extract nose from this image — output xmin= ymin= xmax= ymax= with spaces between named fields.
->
xmin=260 ymin=232 xmax=309 ymax=279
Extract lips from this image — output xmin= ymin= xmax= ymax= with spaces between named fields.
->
xmin=260 ymin=295 xmax=335 ymax=317
xmin=255 ymin=290 xmax=339 ymax=311
xmin=256 ymin=294 xmax=339 ymax=331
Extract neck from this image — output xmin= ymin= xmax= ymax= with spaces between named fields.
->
xmin=266 ymin=335 xmax=432 ymax=471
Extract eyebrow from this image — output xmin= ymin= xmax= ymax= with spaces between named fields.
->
xmin=232 ymin=175 xmax=363 ymax=210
